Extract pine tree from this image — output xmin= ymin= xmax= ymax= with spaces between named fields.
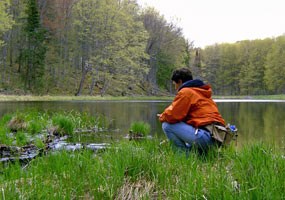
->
xmin=21 ymin=0 xmax=47 ymax=93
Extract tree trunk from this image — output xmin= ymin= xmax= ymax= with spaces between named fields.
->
xmin=100 ymin=78 xmax=109 ymax=97
xmin=89 ymin=70 xmax=96 ymax=95
xmin=18 ymin=48 xmax=22 ymax=73
xmin=75 ymin=59 xmax=89 ymax=96
xmin=1 ymin=45 xmax=8 ymax=84
xmin=75 ymin=69 xmax=87 ymax=96
xmin=146 ymin=56 xmax=158 ymax=95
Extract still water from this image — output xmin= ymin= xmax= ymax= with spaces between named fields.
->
xmin=0 ymin=100 xmax=284 ymax=149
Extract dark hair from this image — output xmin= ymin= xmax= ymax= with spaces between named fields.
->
xmin=171 ymin=68 xmax=193 ymax=83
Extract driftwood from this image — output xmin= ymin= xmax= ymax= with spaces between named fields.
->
xmin=0 ymin=129 xmax=109 ymax=165
xmin=0 ymin=144 xmax=42 ymax=164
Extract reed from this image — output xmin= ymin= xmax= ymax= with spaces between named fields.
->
xmin=1 ymin=140 xmax=284 ymax=199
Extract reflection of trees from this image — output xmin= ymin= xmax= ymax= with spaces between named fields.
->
xmin=86 ymin=102 xmax=165 ymax=136
xmin=237 ymin=103 xmax=266 ymax=144
xmin=263 ymin=104 xmax=285 ymax=147
xmin=218 ymin=102 xmax=284 ymax=146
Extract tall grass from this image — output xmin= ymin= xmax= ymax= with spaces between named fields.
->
xmin=1 ymin=140 xmax=284 ymax=199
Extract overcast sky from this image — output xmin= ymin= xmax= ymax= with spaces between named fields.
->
xmin=137 ymin=0 xmax=285 ymax=48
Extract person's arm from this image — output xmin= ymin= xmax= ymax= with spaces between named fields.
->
xmin=159 ymin=92 xmax=192 ymax=123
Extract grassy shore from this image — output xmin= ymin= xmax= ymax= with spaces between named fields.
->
xmin=0 ymin=94 xmax=285 ymax=101
xmin=1 ymin=140 xmax=284 ymax=199
xmin=0 ymin=95 xmax=174 ymax=102
xmin=0 ymin=110 xmax=284 ymax=199
xmin=0 ymin=96 xmax=285 ymax=199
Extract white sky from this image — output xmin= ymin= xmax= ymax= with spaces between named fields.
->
xmin=137 ymin=0 xmax=285 ymax=48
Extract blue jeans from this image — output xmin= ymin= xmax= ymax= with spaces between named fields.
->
xmin=162 ymin=122 xmax=215 ymax=154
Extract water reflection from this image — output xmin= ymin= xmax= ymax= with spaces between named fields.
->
xmin=0 ymin=101 xmax=284 ymax=149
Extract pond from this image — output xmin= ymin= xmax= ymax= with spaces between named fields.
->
xmin=0 ymin=100 xmax=284 ymax=149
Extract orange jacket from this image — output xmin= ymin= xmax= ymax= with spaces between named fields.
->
xmin=159 ymin=82 xmax=225 ymax=127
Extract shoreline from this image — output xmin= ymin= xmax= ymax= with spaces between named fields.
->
xmin=0 ymin=94 xmax=285 ymax=102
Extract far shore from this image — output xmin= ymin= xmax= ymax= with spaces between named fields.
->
xmin=0 ymin=94 xmax=285 ymax=101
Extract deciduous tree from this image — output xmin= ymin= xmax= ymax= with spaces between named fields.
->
xmin=72 ymin=0 xmax=148 ymax=96
xmin=142 ymin=8 xmax=187 ymax=94
xmin=264 ymin=36 xmax=285 ymax=93
xmin=0 ymin=0 xmax=14 ymax=46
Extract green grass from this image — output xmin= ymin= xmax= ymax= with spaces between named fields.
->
xmin=0 ymin=140 xmax=284 ymax=199
xmin=0 ymin=110 xmax=284 ymax=199
xmin=0 ymin=95 xmax=174 ymax=102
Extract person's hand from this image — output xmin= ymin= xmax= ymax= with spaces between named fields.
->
xmin=157 ymin=113 xmax=161 ymax=117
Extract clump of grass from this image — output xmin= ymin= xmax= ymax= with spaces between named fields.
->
xmin=15 ymin=131 xmax=28 ymax=146
xmin=0 ymin=113 xmax=12 ymax=126
xmin=0 ymin=127 xmax=13 ymax=145
xmin=6 ymin=110 xmax=48 ymax=134
xmin=129 ymin=121 xmax=151 ymax=137
xmin=52 ymin=114 xmax=74 ymax=135
xmin=0 ymin=114 xmax=13 ymax=145
xmin=68 ymin=110 xmax=109 ymax=131
xmin=27 ymin=120 xmax=43 ymax=135
xmin=33 ymin=137 xmax=45 ymax=149
xmin=7 ymin=116 xmax=27 ymax=132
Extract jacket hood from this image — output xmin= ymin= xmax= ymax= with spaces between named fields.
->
xmin=178 ymin=79 xmax=205 ymax=90
xmin=178 ymin=79 xmax=212 ymax=98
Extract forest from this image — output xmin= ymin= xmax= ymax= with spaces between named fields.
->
xmin=0 ymin=0 xmax=284 ymax=96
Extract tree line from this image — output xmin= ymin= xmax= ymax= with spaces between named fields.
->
xmin=199 ymin=37 xmax=285 ymax=95
xmin=0 ymin=0 xmax=284 ymax=96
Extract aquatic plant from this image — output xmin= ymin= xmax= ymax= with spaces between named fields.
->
xmin=0 ymin=126 xmax=12 ymax=145
xmin=129 ymin=121 xmax=151 ymax=137
xmin=27 ymin=120 xmax=43 ymax=135
xmin=15 ymin=131 xmax=28 ymax=146
xmin=0 ymin=113 xmax=12 ymax=126
xmin=52 ymin=114 xmax=74 ymax=135
xmin=33 ymin=137 xmax=45 ymax=149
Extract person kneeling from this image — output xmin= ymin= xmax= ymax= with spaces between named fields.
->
xmin=158 ymin=68 xmax=225 ymax=154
